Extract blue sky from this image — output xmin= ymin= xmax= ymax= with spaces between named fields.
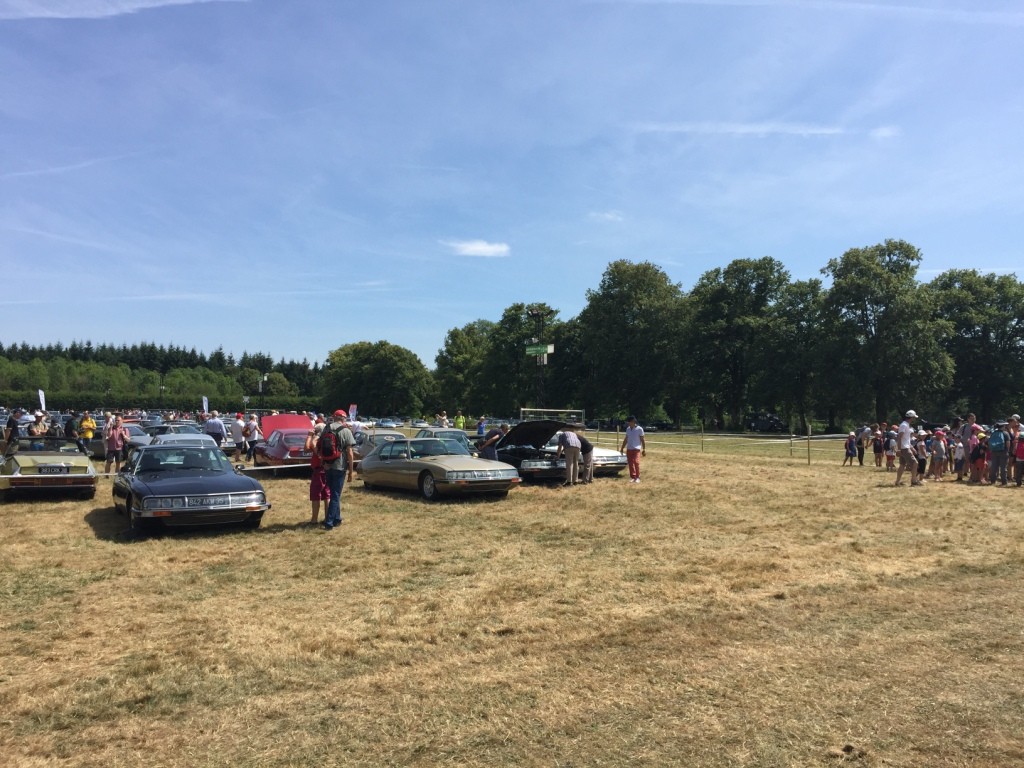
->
xmin=3 ymin=0 xmax=1022 ymax=368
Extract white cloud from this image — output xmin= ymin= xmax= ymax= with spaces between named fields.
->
xmin=440 ymin=239 xmax=511 ymax=258
xmin=589 ymin=210 xmax=625 ymax=222
xmin=634 ymin=121 xmax=843 ymax=137
xmin=596 ymin=0 xmax=1024 ymax=26
xmin=869 ymin=125 xmax=901 ymax=140
xmin=0 ymin=0 xmax=246 ymax=20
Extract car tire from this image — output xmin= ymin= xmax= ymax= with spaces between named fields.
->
xmin=241 ymin=513 xmax=262 ymax=530
xmin=80 ymin=488 xmax=96 ymax=501
xmin=126 ymin=498 xmax=155 ymax=534
xmin=363 ymin=480 xmax=375 ymax=491
xmin=419 ymin=472 xmax=440 ymax=501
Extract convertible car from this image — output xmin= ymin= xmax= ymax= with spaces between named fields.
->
xmin=359 ymin=437 xmax=520 ymax=500
xmin=495 ymin=420 xmax=627 ymax=480
xmin=0 ymin=436 xmax=98 ymax=501
xmin=113 ymin=443 xmax=270 ymax=531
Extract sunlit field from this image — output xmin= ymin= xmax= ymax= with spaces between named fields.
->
xmin=2 ymin=438 xmax=1023 ymax=767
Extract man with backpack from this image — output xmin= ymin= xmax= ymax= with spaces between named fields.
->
xmin=321 ymin=409 xmax=355 ymax=530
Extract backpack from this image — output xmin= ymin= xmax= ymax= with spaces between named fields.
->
xmin=989 ymin=429 xmax=1006 ymax=451
xmin=319 ymin=428 xmax=342 ymax=462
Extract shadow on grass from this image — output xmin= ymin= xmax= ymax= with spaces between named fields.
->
xmin=84 ymin=506 xmax=311 ymax=543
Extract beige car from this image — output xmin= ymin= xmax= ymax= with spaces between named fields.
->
xmin=358 ymin=437 xmax=520 ymax=500
xmin=1 ymin=436 xmax=98 ymax=501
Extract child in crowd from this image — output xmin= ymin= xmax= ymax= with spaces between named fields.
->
xmin=914 ymin=429 xmax=930 ymax=479
xmin=930 ymin=430 xmax=946 ymax=481
xmin=954 ymin=437 xmax=966 ymax=480
xmin=304 ymin=423 xmax=331 ymax=525
xmin=884 ymin=430 xmax=897 ymax=471
xmin=842 ymin=432 xmax=857 ymax=466
xmin=872 ymin=429 xmax=884 ymax=467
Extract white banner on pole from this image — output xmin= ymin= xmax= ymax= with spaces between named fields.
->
xmin=38 ymin=389 xmax=46 ymax=412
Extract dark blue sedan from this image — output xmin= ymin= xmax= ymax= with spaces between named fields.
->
xmin=113 ymin=444 xmax=270 ymax=532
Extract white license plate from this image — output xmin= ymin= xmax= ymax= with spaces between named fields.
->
xmin=188 ymin=496 xmax=229 ymax=507
xmin=39 ymin=466 xmax=69 ymax=474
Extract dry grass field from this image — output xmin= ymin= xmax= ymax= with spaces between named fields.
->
xmin=2 ymin=439 xmax=1023 ymax=767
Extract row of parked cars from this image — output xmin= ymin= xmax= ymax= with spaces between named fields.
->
xmin=0 ymin=417 xmax=626 ymax=534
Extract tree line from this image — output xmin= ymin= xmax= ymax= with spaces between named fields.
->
xmin=4 ymin=240 xmax=1023 ymax=430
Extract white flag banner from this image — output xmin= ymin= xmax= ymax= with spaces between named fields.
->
xmin=38 ymin=389 xmax=46 ymax=412
xmin=202 ymin=396 xmax=209 ymax=414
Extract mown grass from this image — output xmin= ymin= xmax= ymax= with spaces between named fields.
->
xmin=1 ymin=445 xmax=1023 ymax=767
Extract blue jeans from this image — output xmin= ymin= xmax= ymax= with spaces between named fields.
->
xmin=325 ymin=468 xmax=347 ymax=526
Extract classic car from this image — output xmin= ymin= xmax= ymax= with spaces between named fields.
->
xmin=1 ymin=436 xmax=98 ymax=501
xmin=542 ymin=431 xmax=628 ymax=476
xmin=495 ymin=420 xmax=626 ymax=481
xmin=359 ymin=437 xmax=520 ymax=500
xmin=251 ymin=414 xmax=314 ymax=469
xmin=413 ymin=427 xmax=478 ymax=456
xmin=113 ymin=443 xmax=270 ymax=531
xmin=353 ymin=428 xmax=406 ymax=470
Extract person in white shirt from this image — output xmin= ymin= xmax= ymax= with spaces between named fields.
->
xmin=895 ymin=409 xmax=921 ymax=487
xmin=230 ymin=413 xmax=246 ymax=461
xmin=619 ymin=415 xmax=647 ymax=483
xmin=244 ymin=414 xmax=263 ymax=461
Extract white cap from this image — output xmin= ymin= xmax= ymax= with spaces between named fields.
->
xmin=905 ymin=409 xmax=918 ymax=418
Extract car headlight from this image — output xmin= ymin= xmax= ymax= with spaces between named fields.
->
xmin=445 ymin=469 xmax=518 ymax=481
xmin=236 ymin=491 xmax=266 ymax=506
xmin=143 ymin=496 xmax=187 ymax=510
xmin=520 ymin=460 xmax=557 ymax=469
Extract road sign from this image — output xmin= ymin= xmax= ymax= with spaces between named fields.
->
xmin=525 ymin=343 xmax=554 ymax=356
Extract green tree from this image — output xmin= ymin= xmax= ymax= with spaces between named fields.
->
xmin=434 ymin=320 xmax=495 ymax=413
xmin=684 ymin=257 xmax=790 ymax=429
xmin=755 ymin=278 xmax=826 ymax=434
xmin=323 ymin=341 xmax=434 ymax=416
xmin=477 ymin=303 xmax=561 ymax=415
xmin=927 ymin=270 xmax=1024 ymax=420
xmin=822 ymin=239 xmax=953 ymax=422
xmin=577 ymin=261 xmax=684 ymax=420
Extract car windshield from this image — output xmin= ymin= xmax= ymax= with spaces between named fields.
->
xmin=440 ymin=439 xmax=471 ymax=455
xmin=408 ymin=439 xmax=455 ymax=458
xmin=135 ymin=447 xmax=230 ymax=473
xmin=12 ymin=437 xmax=82 ymax=454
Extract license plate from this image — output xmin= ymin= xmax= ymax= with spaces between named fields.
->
xmin=188 ymin=496 xmax=229 ymax=507
xmin=39 ymin=466 xmax=69 ymax=474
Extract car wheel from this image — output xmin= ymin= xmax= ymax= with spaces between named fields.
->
xmin=80 ymin=487 xmax=96 ymax=501
xmin=241 ymin=513 xmax=262 ymax=530
xmin=363 ymin=480 xmax=375 ymax=490
xmin=126 ymin=498 xmax=154 ymax=534
xmin=419 ymin=472 xmax=440 ymax=501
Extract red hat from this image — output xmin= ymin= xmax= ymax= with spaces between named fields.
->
xmin=236 ymin=412 xmax=243 ymax=419
xmin=333 ymin=409 xmax=348 ymax=418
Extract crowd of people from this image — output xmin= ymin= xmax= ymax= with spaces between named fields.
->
xmin=844 ymin=410 xmax=1024 ymax=487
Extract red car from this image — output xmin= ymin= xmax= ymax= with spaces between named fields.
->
xmin=252 ymin=414 xmax=315 ymax=469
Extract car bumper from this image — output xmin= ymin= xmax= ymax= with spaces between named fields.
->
xmin=135 ymin=502 xmax=271 ymax=527
xmin=437 ymin=478 xmax=521 ymax=494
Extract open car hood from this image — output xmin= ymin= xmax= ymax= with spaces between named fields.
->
xmin=496 ymin=419 xmax=573 ymax=450
xmin=259 ymin=414 xmax=311 ymax=434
